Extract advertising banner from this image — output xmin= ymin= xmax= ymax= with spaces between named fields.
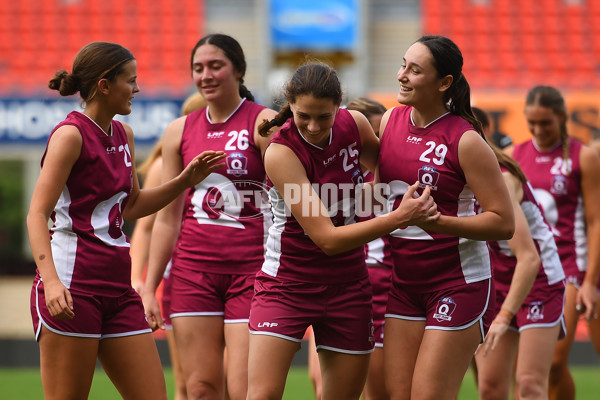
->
xmin=0 ymin=98 xmax=184 ymax=147
xmin=270 ymin=0 xmax=359 ymax=51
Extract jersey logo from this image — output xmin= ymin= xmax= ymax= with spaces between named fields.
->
xmin=433 ymin=296 xmax=456 ymax=322
xmin=323 ymin=153 xmax=337 ymax=166
xmin=536 ymin=156 xmax=551 ymax=163
xmin=550 ymin=175 xmax=568 ymax=195
xmin=407 ymin=136 xmax=422 ymax=144
xmin=257 ymin=321 xmax=278 ymax=328
xmin=351 ymin=168 xmax=364 ymax=186
xmin=526 ymin=301 xmax=544 ymax=322
xmin=207 ymin=131 xmax=225 ymax=139
xmin=226 ymin=152 xmax=248 ymax=176
xmin=418 ymin=165 xmax=439 ymax=190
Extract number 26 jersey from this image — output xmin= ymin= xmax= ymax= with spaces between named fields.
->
xmin=176 ymin=99 xmax=272 ymax=275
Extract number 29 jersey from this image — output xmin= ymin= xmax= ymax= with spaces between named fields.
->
xmin=175 ymin=99 xmax=272 ymax=275
xmin=378 ymin=106 xmax=492 ymax=292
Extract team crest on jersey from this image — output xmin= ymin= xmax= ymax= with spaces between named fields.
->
xmin=526 ymin=301 xmax=544 ymax=322
xmin=550 ymin=175 xmax=568 ymax=195
xmin=418 ymin=165 xmax=439 ymax=190
xmin=226 ymin=152 xmax=248 ymax=176
xmin=351 ymin=168 xmax=364 ymax=186
xmin=106 ymin=146 xmax=116 ymax=154
xmin=433 ymin=296 xmax=456 ymax=322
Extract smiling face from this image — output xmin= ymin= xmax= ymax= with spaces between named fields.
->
xmin=106 ymin=59 xmax=139 ymax=115
xmin=524 ymin=104 xmax=565 ymax=151
xmin=191 ymin=44 xmax=242 ymax=103
xmin=396 ymin=42 xmax=449 ymax=109
xmin=290 ymin=94 xmax=339 ymax=147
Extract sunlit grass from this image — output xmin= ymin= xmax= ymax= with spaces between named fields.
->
xmin=0 ymin=365 xmax=598 ymax=399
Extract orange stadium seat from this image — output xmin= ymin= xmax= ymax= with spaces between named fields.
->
xmin=421 ymin=0 xmax=600 ymax=91
xmin=0 ymin=0 xmax=204 ymax=96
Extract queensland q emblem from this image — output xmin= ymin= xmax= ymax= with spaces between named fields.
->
xmin=418 ymin=165 xmax=439 ymax=190
xmin=433 ymin=296 xmax=456 ymax=322
xmin=550 ymin=175 xmax=568 ymax=195
xmin=226 ymin=152 xmax=248 ymax=176
xmin=527 ymin=301 xmax=544 ymax=322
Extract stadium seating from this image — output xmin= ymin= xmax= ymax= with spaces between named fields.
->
xmin=0 ymin=0 xmax=204 ymax=96
xmin=422 ymin=0 xmax=600 ymax=91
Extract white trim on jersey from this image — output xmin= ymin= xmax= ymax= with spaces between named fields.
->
xmin=224 ymin=319 xmax=250 ymax=324
xmin=522 ymin=200 xmax=565 ymax=285
xmin=316 ymin=344 xmax=374 ymax=355
xmin=170 ymin=311 xmax=224 ymax=318
xmin=574 ymin=195 xmax=588 ymax=272
xmin=262 ymin=186 xmax=286 ymax=277
xmin=206 ymin=98 xmax=246 ymax=124
xmin=50 ymin=186 xmax=77 ymax=289
xmin=457 ymin=184 xmax=492 ymax=284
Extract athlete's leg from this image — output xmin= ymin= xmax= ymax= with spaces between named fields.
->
xmin=587 ymin=289 xmax=600 ymax=378
xmin=384 ymin=318 xmax=425 ymax=400
xmin=98 ymin=332 xmax=167 ymax=400
xmin=38 ymin=326 xmax=99 ymax=400
xmin=318 ymin=350 xmax=370 ymax=400
xmin=223 ymin=322 xmax=250 ymax=400
xmin=166 ymin=328 xmax=187 ymax=400
xmin=307 ymin=329 xmax=323 ymax=400
xmin=474 ymin=329 xmax=519 ymax=400
xmin=246 ymin=334 xmax=300 ymax=400
xmin=362 ymin=346 xmax=388 ymax=400
xmin=516 ymin=324 xmax=560 ymax=400
xmin=173 ymin=316 xmax=225 ymax=400
xmin=549 ymin=284 xmax=577 ymax=400
xmin=411 ymin=323 xmax=482 ymax=400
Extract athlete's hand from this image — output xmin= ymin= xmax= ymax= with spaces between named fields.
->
xmin=43 ymin=280 xmax=75 ymax=320
xmin=476 ymin=317 xmax=510 ymax=357
xmin=141 ymin=292 xmax=165 ymax=331
xmin=180 ymin=150 xmax=226 ymax=188
xmin=576 ymin=280 xmax=599 ymax=321
xmin=394 ymin=182 xmax=440 ymax=227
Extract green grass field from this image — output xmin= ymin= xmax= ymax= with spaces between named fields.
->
xmin=0 ymin=366 xmax=598 ymax=399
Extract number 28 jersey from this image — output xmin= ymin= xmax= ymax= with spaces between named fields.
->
xmin=378 ymin=106 xmax=492 ymax=292
xmin=512 ymin=138 xmax=585 ymax=279
xmin=175 ymin=99 xmax=272 ymax=275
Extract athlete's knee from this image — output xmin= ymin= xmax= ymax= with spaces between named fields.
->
xmin=186 ymin=380 xmax=222 ymax=400
xmin=516 ymin=372 xmax=546 ymax=399
xmin=246 ymin=388 xmax=283 ymax=400
xmin=477 ymin=377 xmax=508 ymax=400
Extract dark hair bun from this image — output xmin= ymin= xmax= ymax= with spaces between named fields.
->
xmin=48 ymin=69 xmax=80 ymax=96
